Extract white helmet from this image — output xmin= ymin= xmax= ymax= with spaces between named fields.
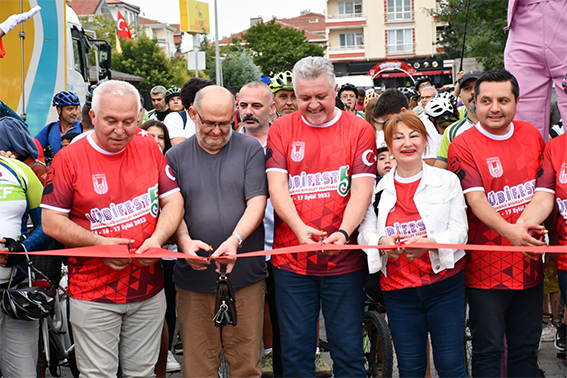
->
xmin=424 ymin=93 xmax=456 ymax=120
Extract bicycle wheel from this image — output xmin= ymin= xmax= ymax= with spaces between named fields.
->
xmin=363 ymin=310 xmax=394 ymax=378
xmin=218 ymin=352 xmax=229 ymax=378
xmin=464 ymin=318 xmax=473 ymax=378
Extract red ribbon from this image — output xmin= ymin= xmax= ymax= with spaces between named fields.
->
xmin=6 ymin=242 xmax=566 ymax=260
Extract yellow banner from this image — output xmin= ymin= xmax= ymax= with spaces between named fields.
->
xmin=179 ymin=0 xmax=210 ymax=34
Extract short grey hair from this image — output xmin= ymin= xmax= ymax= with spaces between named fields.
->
xmin=150 ymin=85 xmax=167 ymax=96
xmin=92 ymin=80 xmax=141 ymax=114
xmin=292 ymin=56 xmax=336 ymax=89
xmin=240 ymin=81 xmax=274 ymax=103
xmin=420 ymin=86 xmax=438 ymax=97
xmin=193 ymin=85 xmax=236 ymax=113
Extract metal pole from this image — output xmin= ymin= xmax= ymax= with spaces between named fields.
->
xmin=459 ymin=0 xmax=471 ymax=72
xmin=193 ymin=33 xmax=199 ymax=78
xmin=214 ymin=0 xmax=221 ymax=86
xmin=19 ymin=0 xmax=27 ymax=120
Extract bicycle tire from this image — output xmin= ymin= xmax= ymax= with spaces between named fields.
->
xmin=218 ymin=352 xmax=229 ymax=378
xmin=363 ymin=310 xmax=394 ymax=378
xmin=464 ymin=317 xmax=473 ymax=378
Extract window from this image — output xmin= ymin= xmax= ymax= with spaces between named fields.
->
xmin=387 ymin=0 xmax=412 ymax=20
xmin=71 ymin=28 xmax=89 ymax=82
xmin=338 ymin=1 xmax=363 ymax=17
xmin=339 ymin=32 xmax=364 ymax=49
xmin=388 ymin=29 xmax=412 ymax=53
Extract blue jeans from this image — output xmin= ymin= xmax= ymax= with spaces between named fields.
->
xmin=467 ymin=282 xmax=543 ymax=378
xmin=383 ymin=271 xmax=466 ymax=378
xmin=273 ymin=268 xmax=366 ymax=378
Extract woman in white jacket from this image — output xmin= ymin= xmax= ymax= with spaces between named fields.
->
xmin=358 ymin=111 xmax=468 ymax=378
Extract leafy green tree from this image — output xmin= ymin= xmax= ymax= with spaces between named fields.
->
xmin=242 ymin=19 xmax=326 ymax=76
xmin=431 ymin=0 xmax=507 ymax=69
xmin=218 ymin=50 xmax=262 ymax=91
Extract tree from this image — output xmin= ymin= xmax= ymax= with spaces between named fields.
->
xmin=242 ymin=19 xmax=326 ymax=76
xmin=112 ymin=34 xmax=188 ymax=89
xmin=431 ymin=0 xmax=508 ymax=69
xmin=219 ymin=50 xmax=262 ymax=91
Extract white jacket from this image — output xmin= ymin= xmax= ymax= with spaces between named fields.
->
xmin=358 ymin=162 xmax=468 ymax=275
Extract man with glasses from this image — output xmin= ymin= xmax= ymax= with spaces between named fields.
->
xmin=166 ymin=85 xmax=268 ymax=377
xmin=338 ymin=83 xmax=364 ymax=118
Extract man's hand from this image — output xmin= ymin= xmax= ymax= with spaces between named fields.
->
xmin=0 ymin=150 xmax=17 ymax=159
xmin=178 ymin=239 xmax=211 ymax=271
xmin=134 ymin=237 xmax=161 ymax=267
xmin=0 ymin=238 xmax=7 ymax=268
xmin=99 ymin=237 xmax=131 ymax=270
xmin=503 ymin=222 xmax=546 ymax=261
xmin=293 ymin=224 xmax=325 ymax=246
xmin=210 ymin=237 xmax=238 ymax=274
xmin=401 ymin=237 xmax=436 ymax=261
xmin=322 ymin=231 xmax=347 ymax=256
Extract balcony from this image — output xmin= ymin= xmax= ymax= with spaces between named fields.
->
xmin=326 ymin=13 xmax=367 ymax=29
xmin=385 ymin=11 xmax=414 ymax=23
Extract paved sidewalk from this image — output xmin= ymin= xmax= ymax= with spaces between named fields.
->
xmin=58 ymin=326 xmax=566 ymax=377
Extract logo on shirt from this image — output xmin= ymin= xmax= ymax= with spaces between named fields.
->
xmin=559 ymin=162 xmax=567 ymax=185
xmin=92 ymin=174 xmax=108 ymax=195
xmin=362 ymin=149 xmax=377 ymax=167
xmin=486 ymin=157 xmax=503 ymax=178
xmin=291 ymin=142 xmax=305 ymax=162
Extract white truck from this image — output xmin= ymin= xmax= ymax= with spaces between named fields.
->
xmin=0 ymin=0 xmax=111 ymax=135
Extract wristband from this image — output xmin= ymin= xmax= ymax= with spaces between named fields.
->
xmin=378 ymin=235 xmax=386 ymax=256
xmin=231 ymin=233 xmax=243 ymax=248
xmin=336 ymin=229 xmax=350 ymax=243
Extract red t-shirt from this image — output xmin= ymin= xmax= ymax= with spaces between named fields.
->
xmin=448 ymin=121 xmax=545 ymax=290
xmin=266 ymin=110 xmax=377 ymax=276
xmin=381 ymin=174 xmax=464 ymax=291
xmin=41 ymin=130 xmax=179 ymax=303
xmin=535 ymin=133 xmax=567 ymax=271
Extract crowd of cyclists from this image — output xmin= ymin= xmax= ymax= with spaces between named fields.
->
xmin=1 ymin=7 xmax=567 ymax=378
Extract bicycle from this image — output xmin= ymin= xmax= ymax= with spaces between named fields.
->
xmin=37 ymin=262 xmax=79 ymax=378
xmin=363 ymin=299 xmax=394 ymax=378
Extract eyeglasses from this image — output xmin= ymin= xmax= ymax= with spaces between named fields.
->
xmin=196 ymin=111 xmax=232 ymax=130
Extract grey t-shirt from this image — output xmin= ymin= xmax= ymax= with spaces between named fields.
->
xmin=166 ymin=131 xmax=268 ymax=293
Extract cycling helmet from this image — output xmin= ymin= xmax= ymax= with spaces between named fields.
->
xmin=364 ymin=91 xmax=380 ymax=108
xmin=85 ymin=84 xmax=98 ymax=108
xmin=414 ymin=76 xmax=433 ymax=92
xmin=437 ymin=92 xmax=458 ymax=111
xmin=338 ymin=83 xmax=358 ymax=98
xmin=398 ymin=87 xmax=419 ymax=100
xmin=52 ymin=91 xmax=80 ymax=107
xmin=563 ymin=73 xmax=567 ymax=93
xmin=424 ymin=94 xmax=455 ymax=120
xmin=166 ymin=87 xmax=181 ymax=103
xmin=1 ymin=280 xmax=55 ymax=321
xmin=269 ymin=71 xmax=294 ymax=93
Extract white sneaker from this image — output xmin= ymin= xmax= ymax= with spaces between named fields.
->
xmin=167 ymin=350 xmax=182 ymax=372
xmin=541 ymin=322 xmax=556 ymax=342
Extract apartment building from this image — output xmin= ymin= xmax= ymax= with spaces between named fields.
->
xmin=326 ymin=0 xmax=452 ymax=88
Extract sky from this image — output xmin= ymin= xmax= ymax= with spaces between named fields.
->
xmin=128 ymin=0 xmax=325 ymax=50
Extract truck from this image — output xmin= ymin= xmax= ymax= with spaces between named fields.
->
xmin=0 ymin=0 xmax=111 ymax=136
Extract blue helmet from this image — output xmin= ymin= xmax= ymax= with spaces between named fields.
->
xmin=52 ymin=91 xmax=80 ymax=107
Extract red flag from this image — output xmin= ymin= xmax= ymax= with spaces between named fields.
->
xmin=116 ymin=11 xmax=132 ymax=40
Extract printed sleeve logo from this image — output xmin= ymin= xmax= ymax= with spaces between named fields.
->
xmin=486 ymin=157 xmax=503 ymax=178
xmin=138 ymin=129 xmax=150 ymax=137
xmin=559 ymin=162 xmax=567 ymax=185
xmin=165 ymin=165 xmax=176 ymax=181
xmin=362 ymin=149 xmax=377 ymax=167
xmin=291 ymin=141 xmax=305 ymax=162
xmin=92 ymin=174 xmax=108 ymax=195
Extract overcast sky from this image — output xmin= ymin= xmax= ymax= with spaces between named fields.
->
xmin=128 ymin=0 xmax=325 ymax=49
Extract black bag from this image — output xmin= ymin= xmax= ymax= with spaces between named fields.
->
xmin=213 ymin=265 xmax=237 ymax=327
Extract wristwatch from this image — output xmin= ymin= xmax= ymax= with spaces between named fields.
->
xmin=231 ymin=232 xmax=244 ymax=248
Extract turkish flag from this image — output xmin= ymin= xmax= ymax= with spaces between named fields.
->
xmin=117 ymin=11 xmax=132 ymax=40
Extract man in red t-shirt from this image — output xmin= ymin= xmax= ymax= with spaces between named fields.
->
xmin=266 ymin=56 xmax=376 ymax=377
xmin=448 ymin=70 xmax=545 ymax=377
xmin=41 ymin=80 xmax=184 ymax=377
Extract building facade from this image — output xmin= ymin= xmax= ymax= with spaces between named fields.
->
xmin=326 ymin=0 xmax=452 ymax=89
